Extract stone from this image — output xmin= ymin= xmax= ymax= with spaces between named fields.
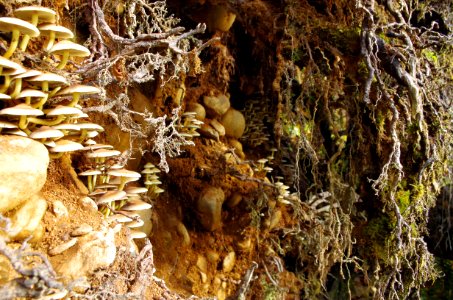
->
xmin=49 ymin=238 xmax=78 ymax=256
xmin=196 ymin=255 xmax=208 ymax=273
xmin=197 ymin=186 xmax=225 ymax=231
xmin=207 ymin=5 xmax=236 ymax=32
xmin=228 ymin=139 xmax=245 ymax=159
xmin=203 ymin=94 xmax=230 ymax=116
xmin=199 ymin=123 xmax=219 ymax=141
xmin=56 ymin=226 xmax=116 ymax=279
xmin=0 ymin=136 xmax=49 ymax=213
xmin=210 ymin=119 xmax=225 ymax=136
xmin=186 ymin=102 xmax=206 ymax=121
xmin=8 ymin=194 xmax=48 ymax=241
xmin=221 ymin=109 xmax=246 ymax=139
xmin=222 ymin=251 xmax=236 ymax=272
xmin=52 ymin=200 xmax=69 ymax=218
xmin=71 ymin=224 xmax=93 ymax=237
xmin=225 ymin=193 xmax=242 ymax=208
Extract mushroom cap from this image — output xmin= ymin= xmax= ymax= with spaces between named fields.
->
xmin=45 ymin=105 xmax=83 ymax=116
xmin=49 ymin=140 xmax=84 ymax=153
xmin=82 ymin=144 xmax=114 ymax=151
xmin=76 ymin=123 xmax=104 ymax=131
xmin=0 ymin=93 xmax=11 ymax=100
xmin=38 ymin=23 xmax=74 ymax=39
xmin=0 ymin=120 xmax=17 ymax=128
xmin=12 ymin=69 xmax=42 ymax=79
xmin=16 ymin=89 xmax=47 ymax=99
xmin=121 ymin=198 xmax=152 ymax=211
xmin=107 ymin=169 xmax=141 ymax=179
xmin=0 ymin=17 xmax=39 ymax=37
xmin=52 ymin=123 xmax=81 ymax=131
xmin=0 ymin=57 xmax=25 ymax=74
xmin=126 ymin=218 xmax=145 ymax=228
xmin=129 ymin=229 xmax=147 ymax=239
xmin=98 ymin=190 xmax=127 ymax=204
xmin=141 ymin=168 xmax=160 ymax=174
xmin=50 ymin=40 xmax=90 ymax=57
xmin=0 ymin=103 xmax=44 ymax=116
xmin=78 ymin=169 xmax=102 ymax=176
xmin=28 ymin=72 xmax=68 ymax=87
xmin=57 ymin=84 xmax=101 ymax=96
xmin=14 ymin=6 xmax=56 ymax=24
xmin=107 ymin=214 xmax=132 ymax=223
xmin=86 ymin=148 xmax=121 ymax=158
xmin=29 ymin=126 xmax=64 ymax=139
xmin=125 ymin=186 xmax=149 ymax=194
xmin=4 ymin=129 xmax=27 ymax=137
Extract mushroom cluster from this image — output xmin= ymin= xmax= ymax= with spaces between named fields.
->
xmin=0 ymin=6 xmax=157 ymax=239
xmin=241 ymin=98 xmax=272 ymax=147
xmin=175 ymin=111 xmax=203 ymax=141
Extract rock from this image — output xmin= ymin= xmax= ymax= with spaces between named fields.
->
xmin=203 ymin=94 xmax=230 ymax=116
xmin=79 ymin=196 xmax=98 ymax=211
xmin=56 ymin=227 xmax=116 ymax=279
xmin=0 ymin=136 xmax=49 ymax=213
xmin=52 ymin=200 xmax=69 ymax=218
xmin=207 ymin=5 xmax=236 ymax=32
xmin=222 ymin=251 xmax=236 ymax=272
xmin=225 ymin=193 xmax=242 ymax=208
xmin=186 ymin=103 xmax=206 ymax=121
xmin=197 ymin=186 xmax=225 ymax=231
xmin=221 ymin=109 xmax=246 ymax=139
xmin=210 ymin=119 xmax=225 ymax=136
xmin=8 ymin=194 xmax=48 ymax=241
xmin=199 ymin=123 xmax=219 ymax=141
xmin=206 ymin=250 xmax=219 ymax=264
xmin=196 ymin=255 xmax=208 ymax=273
xmin=71 ymin=224 xmax=93 ymax=237
xmin=49 ymin=238 xmax=78 ymax=256
xmin=228 ymin=139 xmax=245 ymax=159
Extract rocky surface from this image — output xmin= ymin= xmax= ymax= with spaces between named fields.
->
xmin=0 ymin=136 xmax=49 ymax=213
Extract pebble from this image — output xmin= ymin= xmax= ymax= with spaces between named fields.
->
xmin=197 ymin=186 xmax=225 ymax=231
xmin=221 ymin=108 xmax=246 ymax=138
xmin=196 ymin=255 xmax=208 ymax=273
xmin=203 ymin=94 xmax=230 ymax=116
xmin=79 ymin=196 xmax=98 ymax=211
xmin=207 ymin=250 xmax=220 ymax=263
xmin=222 ymin=251 xmax=236 ymax=272
xmin=210 ymin=119 xmax=225 ymax=136
xmin=199 ymin=123 xmax=219 ymax=141
xmin=52 ymin=200 xmax=69 ymax=218
xmin=49 ymin=238 xmax=78 ymax=256
xmin=71 ymin=224 xmax=93 ymax=237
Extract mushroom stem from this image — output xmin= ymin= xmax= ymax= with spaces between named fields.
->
xmin=4 ymin=29 xmax=19 ymax=59
xmin=27 ymin=115 xmax=65 ymax=126
xmin=19 ymin=14 xmax=38 ymax=51
xmin=43 ymin=31 xmax=56 ymax=51
xmin=0 ymin=75 xmax=11 ymax=93
xmin=9 ymin=78 xmax=22 ymax=99
xmin=18 ymin=115 xmax=28 ymax=130
xmin=31 ymin=95 xmax=48 ymax=110
xmin=56 ymin=51 xmax=70 ymax=69
xmin=68 ymin=93 xmax=80 ymax=107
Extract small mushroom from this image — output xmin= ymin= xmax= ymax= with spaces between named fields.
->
xmin=28 ymin=105 xmax=84 ymax=126
xmin=14 ymin=6 xmax=56 ymax=51
xmin=29 ymin=126 xmax=64 ymax=145
xmin=56 ymin=84 xmax=101 ymax=107
xmin=49 ymin=140 xmax=84 ymax=158
xmin=38 ymin=23 xmax=74 ymax=51
xmin=49 ymin=40 xmax=90 ymax=69
xmin=15 ymin=89 xmax=48 ymax=108
xmin=27 ymin=72 xmax=68 ymax=97
xmin=107 ymin=169 xmax=141 ymax=191
xmin=0 ymin=65 xmax=25 ymax=93
xmin=0 ymin=17 xmax=39 ymax=58
xmin=79 ymin=169 xmax=103 ymax=192
xmin=9 ymin=69 xmax=42 ymax=99
xmin=0 ymin=103 xmax=43 ymax=132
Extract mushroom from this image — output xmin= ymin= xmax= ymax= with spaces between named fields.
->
xmin=27 ymin=105 xmax=83 ymax=126
xmin=79 ymin=169 xmax=103 ymax=192
xmin=97 ymin=190 xmax=127 ymax=215
xmin=15 ymin=89 xmax=48 ymax=108
xmin=0 ymin=93 xmax=11 ymax=102
xmin=49 ymin=40 xmax=90 ymax=69
xmin=107 ymin=169 xmax=141 ymax=191
xmin=56 ymin=85 xmax=101 ymax=107
xmin=38 ymin=23 xmax=74 ymax=51
xmin=121 ymin=198 xmax=152 ymax=211
xmin=74 ymin=122 xmax=104 ymax=142
xmin=27 ymin=72 xmax=68 ymax=97
xmin=0 ymin=17 xmax=39 ymax=58
xmin=14 ymin=6 xmax=56 ymax=51
xmin=29 ymin=126 xmax=64 ymax=145
xmin=48 ymin=140 xmax=84 ymax=158
xmin=9 ymin=69 xmax=42 ymax=99
xmin=0 ymin=103 xmax=43 ymax=133
xmin=0 ymin=120 xmax=17 ymax=133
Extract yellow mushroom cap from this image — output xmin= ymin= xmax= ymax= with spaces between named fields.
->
xmin=0 ymin=17 xmax=39 ymax=37
xmin=38 ymin=23 xmax=74 ymax=39
xmin=14 ymin=6 xmax=56 ymax=24
xmin=50 ymin=40 xmax=90 ymax=57
xmin=57 ymin=84 xmax=101 ymax=96
xmin=29 ymin=126 xmax=64 ymax=139
xmin=49 ymin=140 xmax=84 ymax=153
xmin=0 ymin=103 xmax=43 ymax=116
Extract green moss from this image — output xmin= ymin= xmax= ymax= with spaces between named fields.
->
xmin=396 ymin=189 xmax=411 ymax=214
xmin=364 ymin=215 xmax=393 ymax=260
